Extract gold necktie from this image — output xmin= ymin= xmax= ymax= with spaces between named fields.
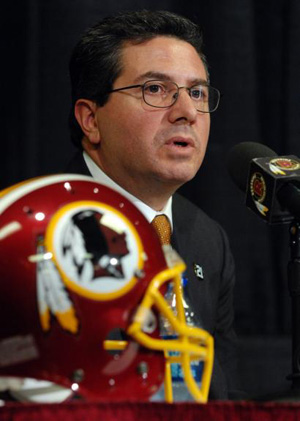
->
xmin=151 ymin=215 xmax=171 ymax=245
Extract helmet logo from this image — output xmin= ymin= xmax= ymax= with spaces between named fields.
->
xmin=45 ymin=201 xmax=143 ymax=301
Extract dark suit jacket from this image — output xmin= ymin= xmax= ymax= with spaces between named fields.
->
xmin=66 ymin=151 xmax=242 ymax=400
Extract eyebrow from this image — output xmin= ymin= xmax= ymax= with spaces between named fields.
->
xmin=134 ymin=71 xmax=209 ymax=86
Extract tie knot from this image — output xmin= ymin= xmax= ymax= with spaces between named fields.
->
xmin=151 ymin=215 xmax=171 ymax=245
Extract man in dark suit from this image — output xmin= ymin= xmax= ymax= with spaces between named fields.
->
xmin=67 ymin=10 xmax=242 ymax=400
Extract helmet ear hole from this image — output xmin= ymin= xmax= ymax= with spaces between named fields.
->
xmin=104 ymin=328 xmax=128 ymax=355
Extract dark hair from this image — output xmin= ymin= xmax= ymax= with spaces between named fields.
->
xmin=69 ymin=10 xmax=207 ymax=148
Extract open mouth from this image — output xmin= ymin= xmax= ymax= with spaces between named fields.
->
xmin=173 ymin=140 xmax=188 ymax=147
xmin=165 ymin=136 xmax=194 ymax=150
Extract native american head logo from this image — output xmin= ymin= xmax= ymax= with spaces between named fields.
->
xmin=62 ymin=210 xmax=129 ymax=281
xmin=44 ymin=201 xmax=143 ymax=299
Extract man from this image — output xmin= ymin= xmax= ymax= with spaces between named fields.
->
xmin=67 ymin=10 xmax=242 ymax=400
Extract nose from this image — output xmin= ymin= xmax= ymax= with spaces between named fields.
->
xmin=168 ymin=88 xmax=198 ymax=124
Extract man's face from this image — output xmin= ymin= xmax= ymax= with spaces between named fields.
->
xmin=94 ymin=36 xmax=211 ymax=192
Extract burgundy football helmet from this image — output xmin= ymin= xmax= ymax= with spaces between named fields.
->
xmin=0 ymin=175 xmax=213 ymax=402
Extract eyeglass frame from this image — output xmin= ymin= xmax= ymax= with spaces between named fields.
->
xmin=105 ymin=79 xmax=221 ymax=113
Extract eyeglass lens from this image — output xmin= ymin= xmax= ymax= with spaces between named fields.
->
xmin=142 ymin=80 xmax=219 ymax=112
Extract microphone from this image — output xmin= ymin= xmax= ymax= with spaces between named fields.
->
xmin=228 ymin=142 xmax=300 ymax=224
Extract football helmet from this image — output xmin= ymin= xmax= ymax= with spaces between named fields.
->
xmin=0 ymin=175 xmax=213 ymax=402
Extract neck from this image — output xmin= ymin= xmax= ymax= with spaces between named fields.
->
xmin=122 ymin=180 xmax=174 ymax=211
xmin=82 ymin=140 xmax=176 ymax=211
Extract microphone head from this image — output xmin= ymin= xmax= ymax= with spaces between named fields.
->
xmin=227 ymin=142 xmax=277 ymax=192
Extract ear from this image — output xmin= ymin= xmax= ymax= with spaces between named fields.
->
xmin=74 ymin=99 xmax=101 ymax=145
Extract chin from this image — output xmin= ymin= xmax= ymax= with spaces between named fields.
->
xmin=160 ymin=170 xmax=198 ymax=187
xmin=154 ymin=161 xmax=201 ymax=186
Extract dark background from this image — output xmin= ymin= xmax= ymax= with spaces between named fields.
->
xmin=2 ymin=0 xmax=300 ymax=399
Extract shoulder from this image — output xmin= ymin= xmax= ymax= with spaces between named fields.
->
xmin=172 ymin=193 xmax=234 ymax=280
xmin=173 ymin=193 xmax=228 ymax=243
xmin=173 ymin=193 xmax=211 ymax=220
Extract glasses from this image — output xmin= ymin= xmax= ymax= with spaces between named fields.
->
xmin=106 ymin=79 xmax=221 ymax=113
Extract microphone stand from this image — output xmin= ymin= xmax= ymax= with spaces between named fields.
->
xmin=287 ymin=220 xmax=300 ymax=393
xmin=255 ymin=220 xmax=300 ymax=401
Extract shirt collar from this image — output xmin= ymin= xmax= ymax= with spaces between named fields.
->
xmin=83 ymin=151 xmax=173 ymax=229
